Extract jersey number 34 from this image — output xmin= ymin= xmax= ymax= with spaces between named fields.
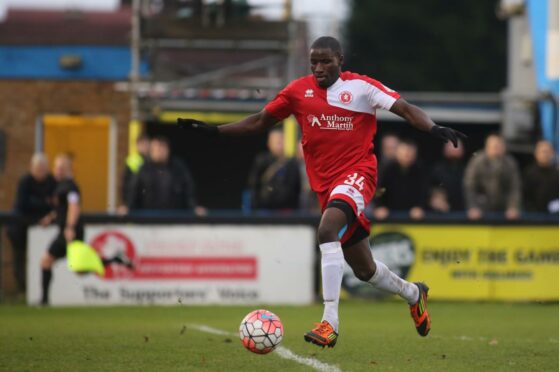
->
xmin=343 ymin=173 xmax=365 ymax=191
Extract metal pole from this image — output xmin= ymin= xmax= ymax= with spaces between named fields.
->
xmin=130 ymin=0 xmax=141 ymax=123
xmin=128 ymin=0 xmax=142 ymax=157
xmin=284 ymin=0 xmax=298 ymax=157
xmin=285 ymin=0 xmax=296 ymax=83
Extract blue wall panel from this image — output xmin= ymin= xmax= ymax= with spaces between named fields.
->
xmin=527 ymin=0 xmax=559 ymax=150
xmin=0 ymin=46 xmax=149 ymax=80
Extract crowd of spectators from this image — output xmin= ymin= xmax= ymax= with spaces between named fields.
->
xmin=372 ymin=133 xmax=559 ymax=220
xmin=9 ymin=133 xmax=559 ymax=227
xmin=237 ymin=129 xmax=559 ymax=219
xmin=117 ymin=131 xmax=559 ymax=219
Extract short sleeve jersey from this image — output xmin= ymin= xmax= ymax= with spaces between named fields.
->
xmin=54 ymin=179 xmax=81 ymax=227
xmin=265 ymin=71 xmax=400 ymax=192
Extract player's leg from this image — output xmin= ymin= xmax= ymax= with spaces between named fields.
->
xmin=317 ymin=204 xmax=349 ymax=330
xmin=343 ymin=234 xmax=418 ymax=301
xmin=343 ymin=234 xmax=431 ymax=336
xmin=40 ymin=232 xmax=66 ymax=305
xmin=40 ymin=253 xmax=55 ymax=305
xmin=304 ymin=200 xmax=353 ymax=348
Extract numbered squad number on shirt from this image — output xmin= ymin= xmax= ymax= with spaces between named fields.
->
xmin=343 ymin=173 xmax=365 ymax=191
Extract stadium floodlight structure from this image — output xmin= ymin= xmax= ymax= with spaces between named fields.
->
xmin=501 ymin=0 xmax=559 ymax=154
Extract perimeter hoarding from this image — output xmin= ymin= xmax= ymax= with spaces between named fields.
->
xmin=27 ymin=224 xmax=315 ymax=306
xmin=342 ymin=224 xmax=559 ymax=301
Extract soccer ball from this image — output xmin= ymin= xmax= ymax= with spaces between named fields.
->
xmin=239 ymin=309 xmax=284 ymax=354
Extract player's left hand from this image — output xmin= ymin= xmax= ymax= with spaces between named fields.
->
xmin=430 ymin=125 xmax=467 ymax=147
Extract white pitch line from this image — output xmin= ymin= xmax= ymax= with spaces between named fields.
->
xmin=190 ymin=324 xmax=231 ymax=336
xmin=275 ymin=346 xmax=342 ymax=372
xmin=190 ymin=324 xmax=342 ymax=372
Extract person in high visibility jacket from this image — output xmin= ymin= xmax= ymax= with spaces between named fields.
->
xmin=118 ymin=134 xmax=149 ymax=215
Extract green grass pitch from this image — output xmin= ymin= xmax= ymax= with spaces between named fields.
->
xmin=1 ymin=301 xmax=558 ymax=371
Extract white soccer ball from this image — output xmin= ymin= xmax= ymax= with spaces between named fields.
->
xmin=239 ymin=309 xmax=284 ymax=354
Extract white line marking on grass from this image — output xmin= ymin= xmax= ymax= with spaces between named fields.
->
xmin=275 ymin=346 xmax=342 ymax=372
xmin=191 ymin=324 xmax=230 ymax=336
xmin=190 ymin=324 xmax=342 ymax=372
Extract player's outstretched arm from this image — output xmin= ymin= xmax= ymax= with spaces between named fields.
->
xmin=177 ymin=109 xmax=279 ymax=137
xmin=390 ymin=98 xmax=467 ymax=147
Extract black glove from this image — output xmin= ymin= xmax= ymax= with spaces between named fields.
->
xmin=430 ymin=125 xmax=467 ymax=147
xmin=177 ymin=118 xmax=219 ymax=137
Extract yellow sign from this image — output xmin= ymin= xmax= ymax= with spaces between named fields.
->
xmin=370 ymin=224 xmax=559 ymax=301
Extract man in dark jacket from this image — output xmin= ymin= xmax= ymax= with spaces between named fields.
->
xmin=377 ymin=133 xmax=400 ymax=183
xmin=374 ymin=140 xmax=428 ymax=220
xmin=523 ymin=140 xmax=559 ymax=213
xmin=248 ymin=128 xmax=301 ymax=210
xmin=429 ymin=140 xmax=466 ymax=212
xmin=128 ymin=136 xmax=203 ymax=213
xmin=7 ymin=153 xmax=56 ymax=292
xmin=118 ymin=133 xmax=149 ymax=215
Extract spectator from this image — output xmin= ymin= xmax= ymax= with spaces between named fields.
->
xmin=247 ymin=127 xmax=301 ymax=210
xmin=7 ymin=153 xmax=56 ymax=292
xmin=40 ymin=154 xmax=83 ymax=305
xmin=117 ymin=133 xmax=149 ymax=215
xmin=374 ymin=140 xmax=428 ymax=220
xmin=429 ymin=140 xmax=466 ymax=212
xmin=523 ymin=140 xmax=559 ymax=213
xmin=377 ymin=133 xmax=400 ymax=180
xmin=128 ymin=136 xmax=205 ymax=214
xmin=464 ymin=134 xmax=521 ymax=220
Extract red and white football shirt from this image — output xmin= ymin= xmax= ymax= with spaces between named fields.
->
xmin=265 ymin=71 xmax=400 ymax=195
xmin=265 ymin=71 xmax=400 ymax=241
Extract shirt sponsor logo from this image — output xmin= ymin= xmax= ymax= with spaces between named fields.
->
xmin=307 ymin=114 xmax=354 ymax=131
xmin=304 ymin=89 xmax=314 ymax=98
xmin=339 ymin=91 xmax=353 ymax=104
xmin=307 ymin=114 xmax=321 ymax=127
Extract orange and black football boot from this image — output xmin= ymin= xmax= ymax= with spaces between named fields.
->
xmin=304 ymin=320 xmax=338 ymax=348
xmin=409 ymin=282 xmax=431 ymax=336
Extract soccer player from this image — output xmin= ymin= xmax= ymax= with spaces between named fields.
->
xmin=178 ymin=36 xmax=466 ymax=347
xmin=40 ymin=154 xmax=84 ymax=305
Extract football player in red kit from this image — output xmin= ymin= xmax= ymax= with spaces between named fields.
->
xmin=178 ymin=36 xmax=466 ymax=348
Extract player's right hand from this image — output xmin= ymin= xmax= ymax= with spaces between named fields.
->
xmin=177 ymin=118 xmax=219 ymax=137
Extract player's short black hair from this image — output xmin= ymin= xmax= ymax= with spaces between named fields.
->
xmin=310 ymin=36 xmax=343 ymax=57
